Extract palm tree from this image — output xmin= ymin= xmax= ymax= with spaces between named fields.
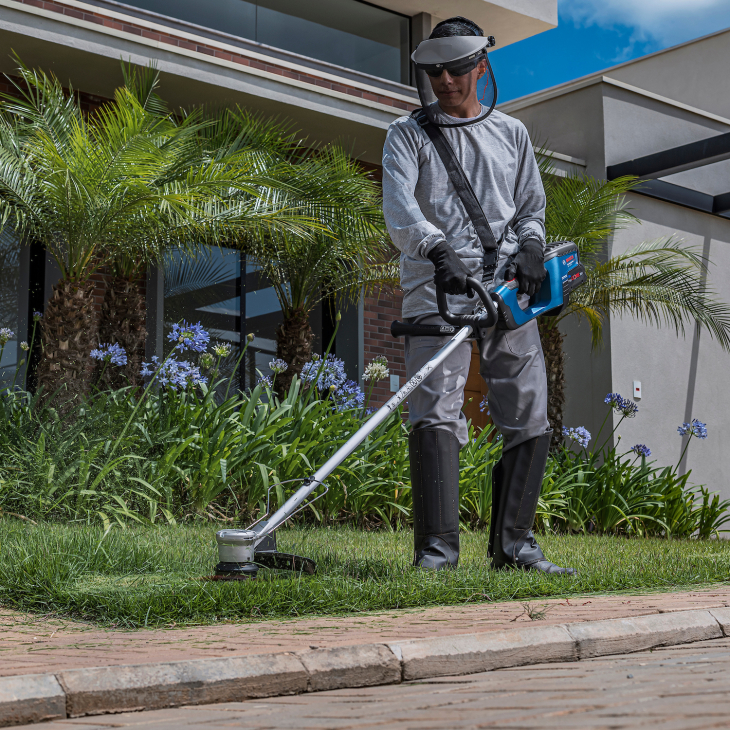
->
xmin=199 ymin=109 xmax=393 ymax=394
xmin=94 ymin=64 xmax=169 ymax=390
xmin=248 ymin=147 xmax=393 ymax=394
xmin=0 ymin=62 xmax=313 ymax=405
xmin=539 ymin=167 xmax=730 ymax=444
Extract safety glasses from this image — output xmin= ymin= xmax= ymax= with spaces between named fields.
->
xmin=422 ymin=58 xmax=481 ymax=78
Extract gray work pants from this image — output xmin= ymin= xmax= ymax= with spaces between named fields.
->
xmin=405 ymin=314 xmax=549 ymax=452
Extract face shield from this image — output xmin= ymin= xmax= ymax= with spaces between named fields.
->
xmin=411 ymin=35 xmax=497 ymax=127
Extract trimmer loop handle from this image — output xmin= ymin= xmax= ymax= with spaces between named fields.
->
xmin=436 ymin=276 xmax=498 ymax=330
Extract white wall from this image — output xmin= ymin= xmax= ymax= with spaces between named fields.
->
xmin=608 ymin=29 xmax=730 ymax=121
xmin=607 ymin=196 xmax=730 ymax=500
xmin=505 ymin=68 xmax=730 ymax=500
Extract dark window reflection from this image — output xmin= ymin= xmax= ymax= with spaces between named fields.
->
xmin=244 ymin=261 xmax=285 ymax=389
xmin=0 ymin=229 xmax=20 ymax=387
xmin=121 ymin=0 xmax=257 ymax=40
xmin=114 ymin=0 xmax=409 ymax=83
xmin=256 ymin=0 xmax=408 ymax=82
xmin=163 ymin=247 xmax=242 ymax=383
xmin=162 ymin=248 xmax=286 ymax=390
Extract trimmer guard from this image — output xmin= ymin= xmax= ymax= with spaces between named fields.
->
xmin=214 ymin=526 xmax=317 ymax=579
xmin=492 ymin=241 xmax=586 ymax=330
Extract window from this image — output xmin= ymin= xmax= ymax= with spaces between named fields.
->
xmin=163 ymin=247 xmax=243 ymax=382
xmin=116 ymin=0 xmax=410 ymax=83
xmin=0 ymin=229 xmax=20 ymax=388
xmin=162 ymin=248 xmax=287 ymax=390
xmin=243 ymin=261 xmax=283 ymax=389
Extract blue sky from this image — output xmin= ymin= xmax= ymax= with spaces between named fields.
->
xmin=488 ymin=0 xmax=730 ymax=103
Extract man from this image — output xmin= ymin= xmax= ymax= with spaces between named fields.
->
xmin=382 ymin=16 xmax=575 ymax=575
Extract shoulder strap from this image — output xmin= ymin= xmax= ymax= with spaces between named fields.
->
xmin=414 ymin=109 xmax=499 ymax=279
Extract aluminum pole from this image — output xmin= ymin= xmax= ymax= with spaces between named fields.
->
xmin=255 ymin=324 xmax=473 ymax=536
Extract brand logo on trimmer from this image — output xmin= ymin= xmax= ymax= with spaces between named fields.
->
xmin=386 ymin=373 xmax=425 ymax=411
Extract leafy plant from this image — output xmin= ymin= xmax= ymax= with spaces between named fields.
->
xmin=1 ymin=318 xmax=727 ymax=539
xmin=0 ymin=60 xmax=322 ymax=403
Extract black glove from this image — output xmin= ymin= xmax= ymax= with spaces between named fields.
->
xmin=427 ymin=241 xmax=474 ymax=297
xmin=505 ymin=239 xmax=546 ymax=297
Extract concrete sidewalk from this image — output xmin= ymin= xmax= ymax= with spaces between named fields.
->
xmin=2 ymin=587 xmax=729 ymax=678
xmin=2 ymin=586 xmax=730 ymax=727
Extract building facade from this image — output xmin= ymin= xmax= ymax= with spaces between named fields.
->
xmin=0 ymin=0 xmax=555 ymax=402
xmin=502 ymin=28 xmax=730 ymax=502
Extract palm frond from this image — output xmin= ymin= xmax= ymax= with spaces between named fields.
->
xmin=0 ymin=57 xmax=325 ymax=283
xmin=544 ymin=173 xmax=641 ymax=265
xmin=563 ymin=237 xmax=730 ymax=351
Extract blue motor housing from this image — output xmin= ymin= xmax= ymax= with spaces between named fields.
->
xmin=491 ymin=241 xmax=586 ymax=330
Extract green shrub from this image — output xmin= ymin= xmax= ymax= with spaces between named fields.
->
xmin=1 ymin=330 xmax=727 ymax=538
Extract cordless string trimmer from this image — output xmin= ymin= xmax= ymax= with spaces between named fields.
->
xmin=214 ymin=241 xmax=585 ymax=579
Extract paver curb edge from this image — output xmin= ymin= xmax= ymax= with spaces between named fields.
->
xmin=0 ymin=674 xmax=65 ymax=727
xmin=388 ymin=624 xmax=576 ymax=681
xmin=565 ymin=608 xmax=722 ymax=659
xmin=1 ymin=607 xmax=728 ymax=727
xmin=709 ymin=607 xmax=730 ymax=636
xmin=57 ymin=651 xmax=308 ymax=718
xmin=295 ymin=643 xmax=401 ymax=692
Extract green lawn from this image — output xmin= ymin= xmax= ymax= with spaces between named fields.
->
xmin=1 ymin=519 xmax=729 ymax=628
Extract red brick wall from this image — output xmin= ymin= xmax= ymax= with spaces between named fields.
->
xmin=363 ymin=288 xmax=406 ymax=411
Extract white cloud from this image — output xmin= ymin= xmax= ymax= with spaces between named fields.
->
xmin=561 ymin=0 xmax=730 ymax=47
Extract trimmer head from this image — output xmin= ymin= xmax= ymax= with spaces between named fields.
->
xmin=215 ymin=529 xmax=259 ymax=580
xmin=213 ymin=528 xmax=317 ymax=579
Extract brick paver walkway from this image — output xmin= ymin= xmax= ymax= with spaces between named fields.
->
xmin=1 ymin=586 xmax=729 ymax=678
xmin=16 ymin=637 xmax=730 ymax=728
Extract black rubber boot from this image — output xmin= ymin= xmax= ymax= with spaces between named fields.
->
xmin=409 ymin=428 xmax=460 ymax=570
xmin=490 ymin=431 xmax=576 ymax=576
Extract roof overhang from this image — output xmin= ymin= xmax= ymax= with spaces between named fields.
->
xmin=607 ymin=132 xmax=730 ymax=219
xmin=0 ymin=0 xmax=420 ymax=163
xmin=370 ymin=0 xmax=557 ymax=48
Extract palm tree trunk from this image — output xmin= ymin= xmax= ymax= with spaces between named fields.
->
xmin=538 ymin=317 xmax=565 ymax=449
xmin=275 ymin=306 xmax=313 ymax=397
xmin=96 ymin=274 xmax=146 ymax=390
xmin=36 ymin=279 xmax=98 ymax=411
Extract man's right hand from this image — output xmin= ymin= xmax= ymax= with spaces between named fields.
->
xmin=427 ymin=241 xmax=474 ymax=297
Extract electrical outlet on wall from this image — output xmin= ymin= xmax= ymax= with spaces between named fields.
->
xmin=633 ymin=380 xmax=642 ymax=400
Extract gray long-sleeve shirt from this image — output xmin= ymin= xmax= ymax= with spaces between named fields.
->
xmin=382 ymin=104 xmax=546 ymax=317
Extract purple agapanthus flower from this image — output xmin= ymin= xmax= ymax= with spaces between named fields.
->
xmin=90 ymin=343 xmax=127 ymax=367
xmin=0 ymin=328 xmax=14 ymax=345
xmin=631 ymin=444 xmax=651 ymax=458
xmin=301 ymin=354 xmax=365 ymax=412
xmin=269 ymin=358 xmax=288 ymax=375
xmin=140 ymin=356 xmax=207 ymax=390
xmin=678 ymin=419 xmax=707 ymax=439
xmin=334 ymin=378 xmax=365 ymax=411
xmin=604 ymin=392 xmax=639 ymax=418
xmin=256 ymin=374 xmax=273 ymax=389
xmin=479 ymin=395 xmax=489 ymax=414
xmin=167 ymin=321 xmax=210 ymax=353
xmin=562 ymin=425 xmax=591 ymax=449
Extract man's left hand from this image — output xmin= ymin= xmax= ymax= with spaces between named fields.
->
xmin=505 ymin=239 xmax=546 ymax=297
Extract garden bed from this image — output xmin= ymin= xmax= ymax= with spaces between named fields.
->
xmin=1 ymin=520 xmax=729 ymax=629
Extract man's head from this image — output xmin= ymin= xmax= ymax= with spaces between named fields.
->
xmin=424 ymin=17 xmax=488 ymax=116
